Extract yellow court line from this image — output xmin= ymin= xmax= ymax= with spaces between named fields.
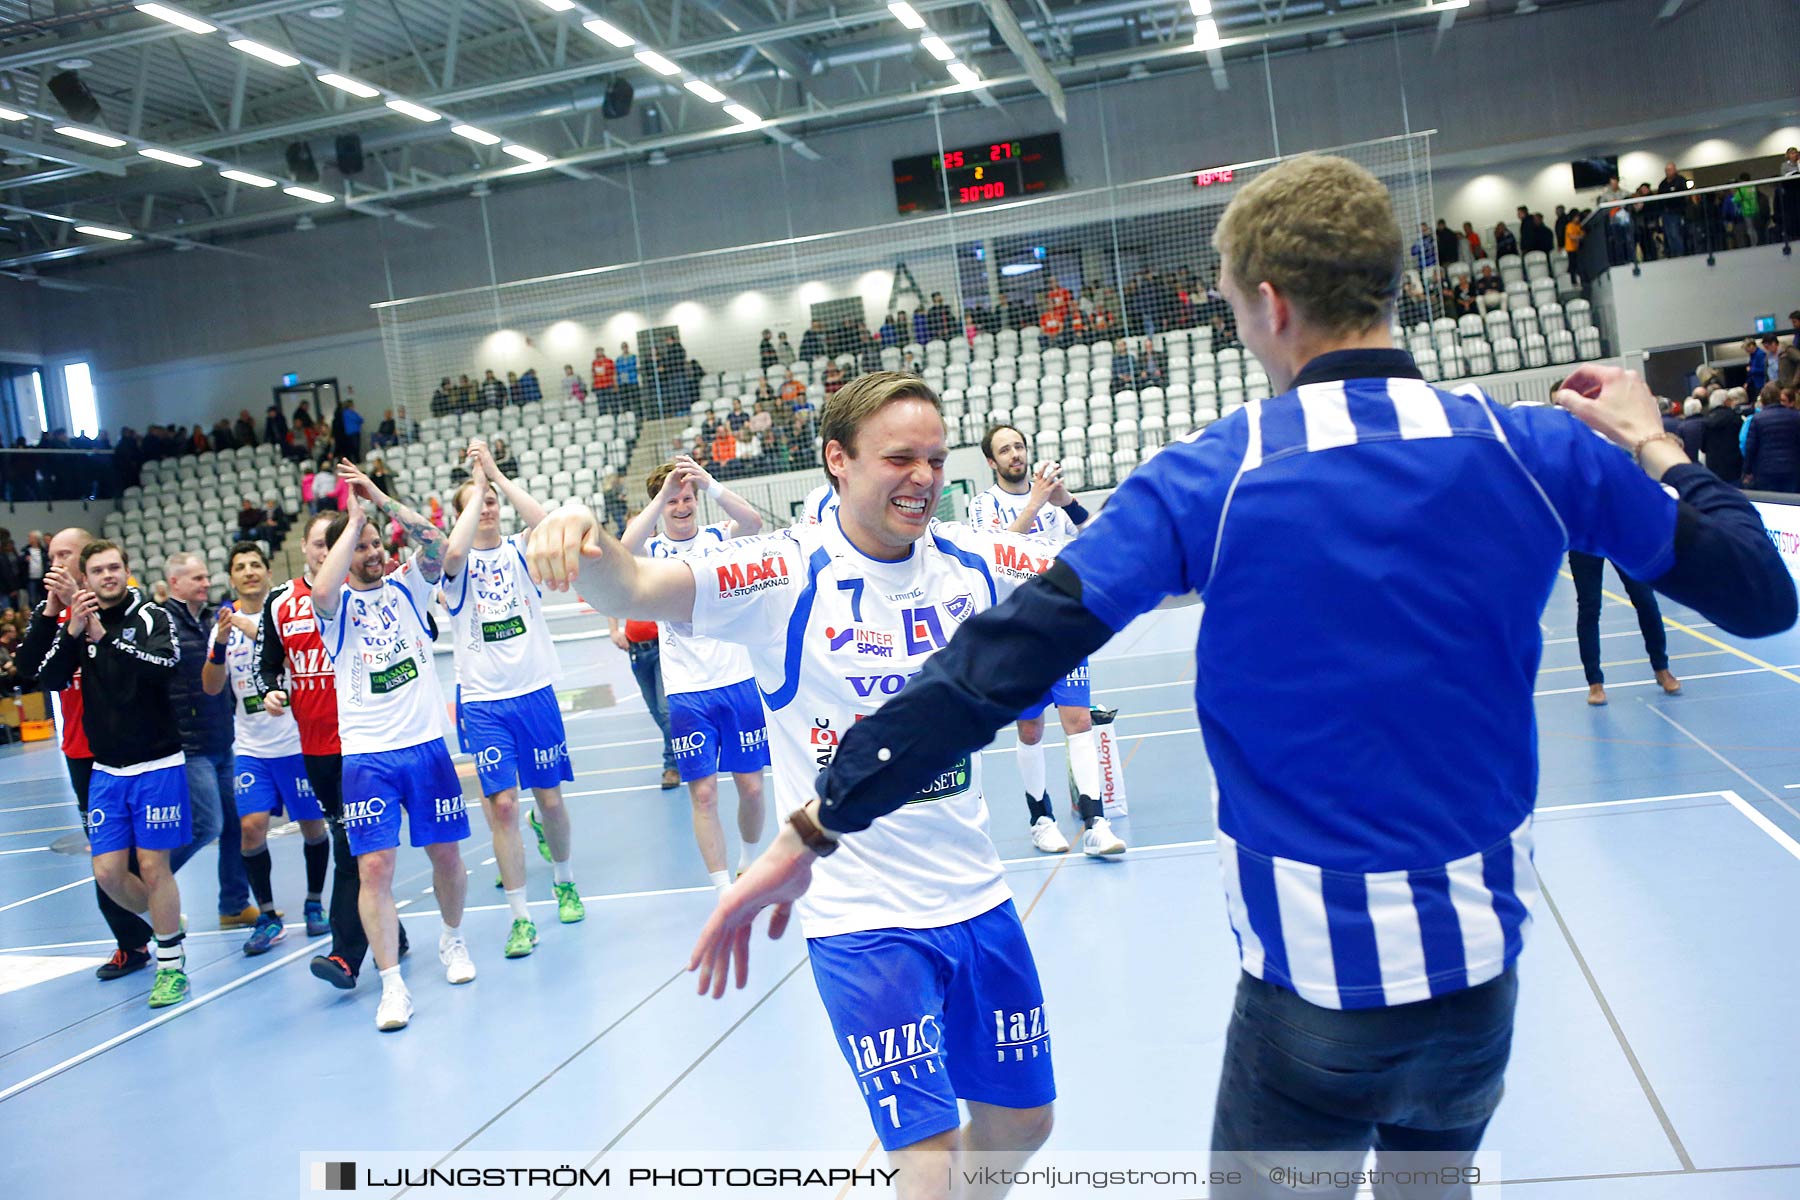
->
xmin=1558 ymin=569 xmax=1800 ymax=687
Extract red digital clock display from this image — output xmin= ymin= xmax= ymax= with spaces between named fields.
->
xmin=893 ymin=134 xmax=1066 ymax=214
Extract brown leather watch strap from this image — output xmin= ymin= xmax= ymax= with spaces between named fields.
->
xmin=788 ymin=806 xmax=839 ymax=857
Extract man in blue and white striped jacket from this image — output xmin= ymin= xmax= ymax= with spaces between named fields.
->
xmin=694 ymin=154 xmax=1796 ymax=1192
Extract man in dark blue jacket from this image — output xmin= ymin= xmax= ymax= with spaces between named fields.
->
xmin=1744 ymin=386 xmax=1800 ymax=493
xmin=683 ymin=154 xmax=1795 ymax=1196
xmin=163 ymin=551 xmax=253 ymax=926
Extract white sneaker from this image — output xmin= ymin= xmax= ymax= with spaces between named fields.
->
xmin=1030 ymin=816 xmax=1071 ymax=854
xmin=1082 ymin=817 xmax=1127 ymax=858
xmin=440 ymin=937 xmax=477 ymax=984
xmin=375 ymin=986 xmax=413 ymax=1031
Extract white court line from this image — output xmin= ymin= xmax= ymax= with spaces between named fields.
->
xmin=1540 ymin=622 xmax=1717 ymax=646
xmin=0 ymin=878 xmax=91 ymax=915
xmin=0 ymin=934 xmax=328 ymax=1106
xmin=1533 ymin=666 xmax=1800 ymax=697
xmin=0 ymin=847 xmax=53 ymax=857
xmin=0 ymin=802 xmax=81 ymax=815
xmin=1719 ymin=790 xmax=1800 ymax=863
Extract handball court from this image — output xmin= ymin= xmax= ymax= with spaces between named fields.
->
xmin=1 ymin=579 xmax=1797 ymax=1199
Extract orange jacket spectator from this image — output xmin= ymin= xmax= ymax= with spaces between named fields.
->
xmin=592 ymin=351 xmax=616 ymax=392
xmin=780 ymin=377 xmax=805 ymax=405
xmin=711 ymin=428 xmax=737 ymax=465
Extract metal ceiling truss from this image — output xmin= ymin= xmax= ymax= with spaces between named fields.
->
xmin=0 ymin=0 xmax=1477 ymax=270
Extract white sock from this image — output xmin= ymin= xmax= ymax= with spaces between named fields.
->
xmin=379 ymin=965 xmax=404 ymax=991
xmin=1067 ymin=729 xmax=1101 ymax=801
xmin=736 ymin=840 xmax=759 ymax=874
xmin=440 ymin=922 xmax=462 ymax=947
xmin=552 ymin=858 xmax=574 ymax=886
xmin=1017 ymin=739 xmax=1047 ymax=800
xmin=708 ymin=869 xmax=731 ymax=891
xmin=504 ymin=887 xmax=529 ymax=921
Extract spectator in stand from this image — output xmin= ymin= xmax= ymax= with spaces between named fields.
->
xmin=1747 ymin=336 xmax=1772 ymax=398
xmin=1435 ymin=219 xmax=1462 ymax=267
xmin=822 ymin=363 xmax=846 ymax=396
xmin=602 ymin=472 xmax=629 ymax=537
xmin=562 ymin=364 xmax=586 ymax=403
xmin=616 ymin=343 xmax=639 ymax=412
xmin=878 ymin=314 xmax=898 ymax=347
xmin=1777 ymin=147 xmax=1800 ymax=239
xmin=1473 ymin=264 xmax=1505 ymax=312
xmin=798 ymin=320 xmax=825 ymax=362
xmin=431 ymin=379 xmax=452 ymax=419
xmin=368 ymin=454 xmax=397 ymax=500
xmin=22 ymin=531 xmax=46 ymax=607
xmin=338 ymin=399 xmax=363 ymax=462
xmin=1596 ymin=176 xmax=1632 ymax=263
xmin=1409 ymin=222 xmax=1436 ymax=273
xmin=710 ymin=423 xmax=738 ymax=476
xmin=233 ymin=410 xmax=258 ymax=448
xmin=774 ymin=331 xmax=795 ymax=366
xmin=477 ymin=370 xmax=505 ymax=410
xmin=727 ymin=398 xmax=750 ymax=437
xmin=0 ymin=535 xmax=18 ymax=611
xmin=454 ymin=374 xmax=477 ymax=412
xmin=210 ymin=419 xmax=235 ymax=453
xmin=1677 ymin=398 xmax=1707 ymax=459
xmin=503 ymin=371 xmax=522 ymax=407
xmin=1778 ymin=315 xmax=1800 ymax=389
xmin=748 ymin=399 xmax=773 ymax=445
xmin=779 ymin=371 xmax=805 ymax=409
xmin=911 ymin=307 xmax=930 ymax=345
xmin=592 ymin=348 xmax=617 ymax=413
xmin=1110 ymin=340 xmax=1138 ymax=394
xmin=1656 ymin=162 xmax=1690 ymax=258
xmin=1462 ymin=222 xmax=1486 ymax=261
xmin=860 ymin=332 xmax=883 ymax=377
xmin=1397 ymin=276 xmax=1429 ymax=328
xmin=237 ymin=497 xmax=265 ymax=538
xmin=1450 ymin=275 xmax=1479 ymax=317
xmin=1492 ymin=221 xmax=1517 ymax=258
xmin=1745 ymin=385 xmax=1800 ymax=492
xmin=1702 ymin=390 xmax=1745 ymax=483
xmin=372 ymin=409 xmax=399 ymax=450
xmin=1726 ymin=174 xmax=1762 ymax=247
xmin=927 ymin=292 xmax=957 ymax=343
xmin=517 ymin=367 xmax=542 ymax=406
xmin=491 ymin=437 xmax=519 ymax=481
xmin=263 ymin=492 xmax=291 ymax=540
xmin=263 ymin=405 xmax=288 ymax=449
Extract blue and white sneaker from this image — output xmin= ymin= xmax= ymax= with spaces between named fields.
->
xmin=243 ymin=913 xmax=287 ymax=956
xmin=303 ymin=900 xmax=328 ymax=937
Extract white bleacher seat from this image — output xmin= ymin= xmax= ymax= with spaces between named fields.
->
xmin=1035 ymin=430 xmax=1063 ymax=463
xmin=1565 ymin=298 xmax=1592 ymax=326
xmin=1483 ymin=309 xmax=1511 ymax=341
xmin=1140 ymin=413 xmax=1167 ymax=450
xmin=1112 ymin=445 xmax=1139 ymax=482
xmin=1529 ymin=278 xmax=1557 ymax=310
xmin=1504 ymin=280 xmax=1530 ymax=310
xmin=1084 ymin=421 xmax=1112 ymax=458
xmin=1061 ymin=425 xmax=1088 ymax=465
xmin=1113 ymin=418 xmax=1140 ymax=455
xmin=1037 ymin=402 xmax=1061 ymax=433
xmin=1573 ymin=324 xmax=1603 ymax=359
xmin=1061 ymin=455 xmax=1085 ymax=492
xmin=1510 ymin=307 xmax=1539 ymax=339
xmin=1446 ymin=261 xmax=1471 ymax=282
xmin=1523 ymin=250 xmax=1551 ymax=281
xmin=1537 ymin=301 xmax=1566 ymax=335
xmin=1464 ymin=341 xmax=1494 ymax=376
xmin=1416 ymin=347 xmax=1441 ymax=382
xmin=1013 ymin=406 xmax=1037 ymax=439
xmin=1521 ymin=333 xmax=1549 ymax=368
xmin=1458 ymin=314 xmax=1487 ymax=340
xmin=1547 ymin=328 xmax=1576 ymax=364
xmin=1244 ymin=371 xmax=1270 ymax=401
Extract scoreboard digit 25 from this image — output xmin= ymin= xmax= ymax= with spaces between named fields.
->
xmin=892 ymin=133 xmax=1067 ymax=214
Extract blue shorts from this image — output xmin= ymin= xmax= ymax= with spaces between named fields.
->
xmin=234 ymin=753 xmax=324 ymax=821
xmin=668 ymin=680 xmax=770 ymax=784
xmin=808 ymin=900 xmax=1056 ymax=1150
xmin=87 ymin=762 xmax=191 ymax=857
xmin=457 ymin=685 xmax=575 ymax=796
xmin=341 ymin=740 xmax=470 ymax=856
xmin=1020 ymin=660 xmax=1091 ymax=720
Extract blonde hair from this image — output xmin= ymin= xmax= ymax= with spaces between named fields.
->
xmin=817 ymin=371 xmax=941 ymax=489
xmin=1213 ymin=154 xmax=1402 ymax=334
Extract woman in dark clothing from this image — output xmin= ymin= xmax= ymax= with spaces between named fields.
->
xmin=1744 ymin=386 xmax=1800 ymax=493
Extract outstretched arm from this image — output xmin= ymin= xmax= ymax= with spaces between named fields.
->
xmin=441 ymin=452 xmax=488 ymax=581
xmin=525 ymin=503 xmax=696 ymax=624
xmin=311 ymin=502 xmax=369 ymax=620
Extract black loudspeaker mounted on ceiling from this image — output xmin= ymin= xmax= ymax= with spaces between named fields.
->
xmin=47 ymin=70 xmax=102 ymax=124
xmin=285 ymin=141 xmax=320 ymax=183
xmin=601 ymin=77 xmax=633 ymax=120
xmin=334 ymin=133 xmax=364 ymax=176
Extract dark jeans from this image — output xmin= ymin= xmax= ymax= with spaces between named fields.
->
xmin=1211 ymin=969 xmax=1518 ymax=1199
xmin=185 ymin=752 xmax=250 ymax=914
xmin=1569 ymin=551 xmax=1667 ymax=685
xmin=626 ymin=639 xmax=676 ymax=772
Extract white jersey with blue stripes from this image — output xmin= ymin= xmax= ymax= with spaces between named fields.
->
xmin=646 ymin=523 xmax=756 ymax=696
xmin=442 ymin=530 xmax=561 ymax=703
xmin=315 ymin=557 xmax=450 ymax=756
xmin=690 ymin=513 xmax=1052 ymax=938
xmin=1058 ymin=370 xmax=1678 ymax=1010
xmin=795 ymin=484 xmax=840 ymax=527
xmin=223 ymin=609 xmax=302 ymax=759
xmin=967 ymin=483 xmax=1079 ymax=547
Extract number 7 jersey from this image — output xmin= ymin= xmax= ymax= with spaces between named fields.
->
xmin=688 ymin=513 xmax=1060 ymax=938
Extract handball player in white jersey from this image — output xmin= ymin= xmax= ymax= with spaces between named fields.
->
xmin=794 ymin=481 xmax=839 ymax=527
xmin=620 ymin=455 xmax=768 ymax=895
xmin=529 ymin=373 xmax=1057 ymax=1196
xmin=313 ymin=463 xmax=473 ymax=1031
xmin=201 ymin=541 xmax=331 ymax=956
xmin=441 ymin=441 xmax=583 ymax=960
xmin=969 ymin=424 xmax=1125 ymax=858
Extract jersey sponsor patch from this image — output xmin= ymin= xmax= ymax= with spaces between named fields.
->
xmin=825 ymin=625 xmax=895 ymax=657
xmin=990 ymin=542 xmax=1051 ymax=580
xmin=281 ymin=619 xmax=314 ymax=638
xmin=242 ymin=693 xmax=264 ymax=715
xmin=480 ymin=614 xmax=526 ymax=642
xmin=369 ymin=659 xmax=418 ymax=694
xmin=909 ymin=755 xmax=971 ymax=804
xmin=715 ymin=556 xmax=790 ymax=598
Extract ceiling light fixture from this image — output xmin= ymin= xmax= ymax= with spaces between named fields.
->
xmin=134 ymin=3 xmax=216 ymax=34
xmin=283 ymin=185 xmax=336 ymax=203
xmin=385 ymin=98 xmax=440 ymax=122
xmin=74 ymin=224 xmax=132 ymax=240
xmin=582 ymin=19 xmax=635 ymax=47
xmin=920 ymin=35 xmax=954 ymax=61
xmin=220 ymin=168 xmax=278 ymax=187
xmin=317 ymin=73 xmax=380 ymax=98
xmin=56 ymin=126 xmax=128 ymax=148
xmin=534 ymin=0 xmax=577 ymax=9
xmin=947 ymin=62 xmax=982 ymax=87
xmin=229 ymin=39 xmax=302 ymax=67
xmin=139 ymin=146 xmax=204 ymax=167
xmin=684 ymin=79 xmax=726 ymax=103
xmin=0 ymin=106 xmax=27 ymax=122
xmin=634 ymin=50 xmax=680 ymax=76
xmin=451 ymin=124 xmax=502 ymax=145
xmin=502 ymin=144 xmax=549 ymax=163
xmin=723 ymin=103 xmax=761 ymax=127
xmin=887 ymin=2 xmax=926 ymax=29
xmin=1193 ymin=18 xmax=1220 ymax=49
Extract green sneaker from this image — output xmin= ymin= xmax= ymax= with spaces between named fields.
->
xmin=554 ymin=882 xmax=586 ymax=925
xmin=529 ymin=809 xmax=552 ymax=864
xmin=147 ymin=968 xmax=189 ymax=1008
xmin=504 ymin=918 xmax=538 ymax=958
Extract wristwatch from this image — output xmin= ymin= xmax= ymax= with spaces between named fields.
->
xmin=787 ymin=805 xmax=839 ymax=857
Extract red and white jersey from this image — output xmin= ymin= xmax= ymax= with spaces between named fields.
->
xmin=266 ymin=576 xmax=341 ymax=756
xmin=55 ymin=606 xmax=90 ymax=760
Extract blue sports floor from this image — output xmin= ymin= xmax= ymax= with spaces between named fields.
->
xmin=2 ymin=576 xmax=1798 ymax=1198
